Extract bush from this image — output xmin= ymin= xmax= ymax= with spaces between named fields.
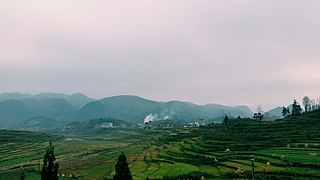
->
xmin=221 ymin=171 xmax=240 ymax=179
xmin=162 ymin=172 xmax=211 ymax=180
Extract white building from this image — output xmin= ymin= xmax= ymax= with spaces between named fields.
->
xmin=99 ymin=122 xmax=114 ymax=128
xmin=194 ymin=119 xmax=205 ymax=127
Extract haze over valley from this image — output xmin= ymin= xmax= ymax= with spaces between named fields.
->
xmin=1 ymin=0 xmax=320 ymax=179
xmin=0 ymin=92 xmax=256 ymax=129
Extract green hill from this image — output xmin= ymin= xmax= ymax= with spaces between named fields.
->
xmin=0 ymin=100 xmax=32 ymax=127
xmin=0 ymin=93 xmax=253 ymax=128
xmin=18 ymin=116 xmax=62 ymax=130
xmin=77 ymin=95 xmax=253 ymax=123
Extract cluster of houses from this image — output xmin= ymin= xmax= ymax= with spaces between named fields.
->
xmin=184 ymin=119 xmax=205 ymax=128
xmin=97 ymin=122 xmax=117 ymax=128
xmin=63 ymin=122 xmax=120 ymax=130
xmin=64 ymin=118 xmax=207 ymax=131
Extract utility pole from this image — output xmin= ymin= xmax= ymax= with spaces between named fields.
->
xmin=38 ymin=143 xmax=41 ymax=172
xmin=250 ymin=155 xmax=255 ymax=180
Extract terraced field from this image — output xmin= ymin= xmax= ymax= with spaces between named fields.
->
xmin=1 ymin=110 xmax=320 ymax=179
xmin=135 ymin=111 xmax=320 ymax=179
xmin=0 ymin=129 xmax=164 ymax=180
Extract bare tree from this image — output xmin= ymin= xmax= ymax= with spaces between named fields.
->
xmin=302 ymin=96 xmax=311 ymax=113
xmin=310 ymin=99 xmax=316 ymax=111
xmin=257 ymin=105 xmax=263 ymax=114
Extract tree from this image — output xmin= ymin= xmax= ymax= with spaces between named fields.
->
xmin=310 ymin=99 xmax=316 ymax=111
xmin=253 ymin=106 xmax=263 ymax=121
xmin=291 ymin=99 xmax=302 ymax=116
xmin=20 ymin=173 xmax=26 ymax=180
xmin=302 ymin=96 xmax=311 ymax=113
xmin=113 ymin=153 xmax=132 ymax=180
xmin=20 ymin=167 xmax=26 ymax=180
xmin=281 ymin=106 xmax=290 ymax=117
xmin=41 ymin=142 xmax=59 ymax=180
xmin=223 ymin=116 xmax=229 ymax=125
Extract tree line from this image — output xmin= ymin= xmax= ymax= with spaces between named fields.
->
xmin=282 ymin=96 xmax=320 ymax=117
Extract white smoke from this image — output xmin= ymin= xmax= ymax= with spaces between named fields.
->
xmin=163 ymin=116 xmax=170 ymax=120
xmin=144 ymin=114 xmax=156 ymax=124
xmin=144 ymin=114 xmax=171 ymax=124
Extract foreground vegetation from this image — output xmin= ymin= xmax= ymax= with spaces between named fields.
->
xmin=1 ymin=110 xmax=320 ymax=179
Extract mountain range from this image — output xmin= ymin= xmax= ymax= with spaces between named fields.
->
xmin=0 ymin=92 xmax=280 ymax=129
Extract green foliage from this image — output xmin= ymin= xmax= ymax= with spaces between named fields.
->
xmin=221 ymin=171 xmax=240 ymax=179
xmin=163 ymin=171 xmax=211 ymax=180
xmin=223 ymin=116 xmax=229 ymax=125
xmin=19 ymin=170 xmax=26 ymax=180
xmin=282 ymin=106 xmax=290 ymax=117
xmin=113 ymin=153 xmax=132 ymax=180
xmin=2 ymin=110 xmax=320 ymax=180
xmin=292 ymin=99 xmax=302 ymax=116
xmin=41 ymin=142 xmax=59 ymax=180
xmin=253 ymin=112 xmax=264 ymax=121
xmin=253 ymin=105 xmax=264 ymax=121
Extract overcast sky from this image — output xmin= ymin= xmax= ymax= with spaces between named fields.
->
xmin=1 ymin=0 xmax=320 ymax=111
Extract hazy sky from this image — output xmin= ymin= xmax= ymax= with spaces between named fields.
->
xmin=1 ymin=0 xmax=320 ymax=111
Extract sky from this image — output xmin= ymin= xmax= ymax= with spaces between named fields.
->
xmin=1 ymin=0 xmax=320 ymax=111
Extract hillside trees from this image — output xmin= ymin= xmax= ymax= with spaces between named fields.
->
xmin=283 ymin=97 xmax=320 ymax=118
xmin=41 ymin=142 xmax=59 ymax=180
xmin=313 ymin=97 xmax=320 ymax=111
xmin=291 ymin=99 xmax=302 ymax=116
xmin=310 ymin=99 xmax=316 ymax=111
xmin=113 ymin=153 xmax=132 ymax=180
xmin=282 ymin=106 xmax=290 ymax=117
xmin=253 ymin=106 xmax=263 ymax=120
xmin=301 ymin=96 xmax=320 ymax=113
xmin=306 ymin=96 xmax=320 ymax=112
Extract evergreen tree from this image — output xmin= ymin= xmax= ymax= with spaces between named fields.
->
xmin=291 ymin=99 xmax=302 ymax=116
xmin=282 ymin=106 xmax=290 ymax=117
xmin=223 ymin=116 xmax=229 ymax=125
xmin=282 ymin=106 xmax=287 ymax=117
xmin=113 ymin=153 xmax=132 ymax=180
xmin=287 ymin=107 xmax=291 ymax=115
xmin=41 ymin=142 xmax=59 ymax=180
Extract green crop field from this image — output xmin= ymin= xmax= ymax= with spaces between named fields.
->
xmin=1 ymin=110 xmax=320 ymax=179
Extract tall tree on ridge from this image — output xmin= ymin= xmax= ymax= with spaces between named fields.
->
xmin=292 ymin=99 xmax=302 ymax=116
xmin=41 ymin=141 xmax=59 ymax=180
